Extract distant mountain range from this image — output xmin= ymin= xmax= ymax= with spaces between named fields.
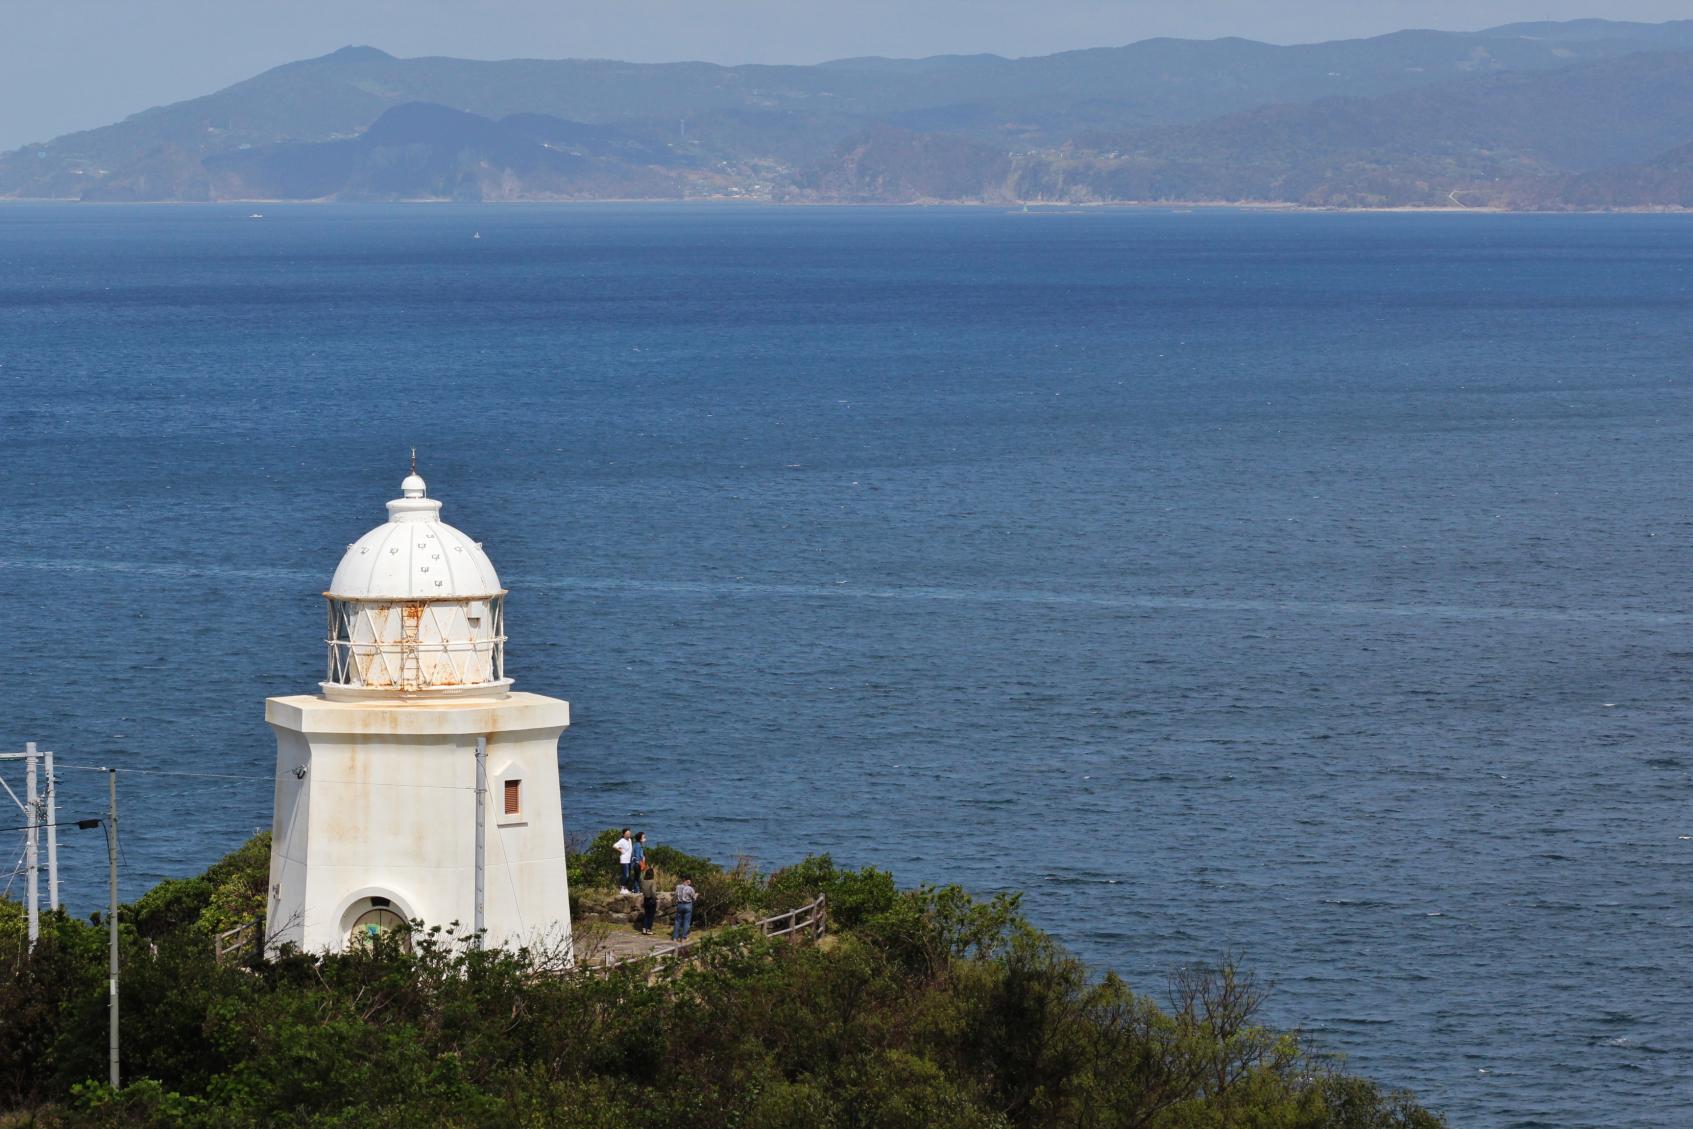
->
xmin=9 ymin=19 xmax=1693 ymax=208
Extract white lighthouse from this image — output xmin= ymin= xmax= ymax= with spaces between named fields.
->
xmin=263 ymin=469 xmax=573 ymax=955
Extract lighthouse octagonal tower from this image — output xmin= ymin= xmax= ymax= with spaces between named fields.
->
xmin=264 ymin=472 xmax=572 ymax=957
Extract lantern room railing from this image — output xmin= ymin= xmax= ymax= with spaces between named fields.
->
xmin=323 ymin=594 xmax=507 ymax=695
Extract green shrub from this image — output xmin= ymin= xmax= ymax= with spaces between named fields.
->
xmin=569 ymin=827 xmax=703 ymax=892
xmin=687 ymin=860 xmax=761 ymax=928
xmin=195 ymin=833 xmax=270 ymax=937
xmin=130 ymin=876 xmax=215 ymax=939
xmin=567 ymin=827 xmax=626 ymax=890
xmin=644 ymin=842 xmax=722 ymax=882
xmin=130 ymin=832 xmax=270 ymax=940
xmin=0 ymin=906 xmax=107 ymax=1108
xmin=830 ymin=1049 xmax=1012 ymax=1129
xmin=766 ymin=854 xmax=900 ymax=928
xmin=1318 ymin=1075 xmax=1449 ymax=1129
xmin=67 ymin=1078 xmax=214 ymax=1128
xmin=0 ymin=836 xmax=1446 ymax=1129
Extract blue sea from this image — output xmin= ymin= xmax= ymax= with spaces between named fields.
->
xmin=3 ymin=203 xmax=1691 ymax=1127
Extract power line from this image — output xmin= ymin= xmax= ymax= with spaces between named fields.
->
xmin=52 ymin=762 xmax=271 ymax=783
xmin=55 ymin=761 xmax=485 ymax=793
xmin=2 ymin=849 xmax=24 ymax=899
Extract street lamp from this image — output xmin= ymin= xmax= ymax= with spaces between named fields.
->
xmin=74 ymin=770 xmax=119 ymax=1090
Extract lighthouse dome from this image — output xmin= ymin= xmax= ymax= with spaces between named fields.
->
xmin=328 ymin=473 xmax=502 ymax=600
xmin=321 ymin=472 xmax=511 ymax=700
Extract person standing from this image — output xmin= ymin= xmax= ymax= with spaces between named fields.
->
xmin=631 ymin=831 xmax=647 ymax=876
xmin=638 ymin=861 xmax=658 ymax=935
xmin=612 ymin=829 xmax=634 ymax=892
xmin=672 ymin=875 xmax=696 ymax=941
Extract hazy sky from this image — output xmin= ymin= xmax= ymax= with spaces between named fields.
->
xmin=4 ymin=1 xmax=1690 ymax=152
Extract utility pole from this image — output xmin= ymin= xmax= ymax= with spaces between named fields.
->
xmin=43 ymin=745 xmax=57 ymax=911
xmin=25 ymin=745 xmax=38 ymax=946
xmin=0 ymin=744 xmax=52 ymax=945
xmin=106 ymin=769 xmax=119 ymax=1090
xmin=473 ymin=737 xmax=486 ymax=948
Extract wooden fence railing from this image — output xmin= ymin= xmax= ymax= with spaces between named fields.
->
xmin=589 ymin=893 xmax=827 ymax=971
xmin=759 ymin=894 xmax=828 ymax=942
xmin=214 ymin=919 xmax=260 ymax=965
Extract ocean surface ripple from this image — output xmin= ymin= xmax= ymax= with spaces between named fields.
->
xmin=3 ymin=204 xmax=1691 ymax=1127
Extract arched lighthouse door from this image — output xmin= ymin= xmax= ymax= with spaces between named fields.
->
xmin=350 ymin=905 xmax=412 ymax=951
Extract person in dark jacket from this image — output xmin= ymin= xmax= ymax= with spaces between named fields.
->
xmin=638 ymin=861 xmax=658 ymax=935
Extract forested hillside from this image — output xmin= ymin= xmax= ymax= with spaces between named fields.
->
xmin=0 ymin=834 xmax=1444 ymax=1127
xmin=7 ymin=20 xmax=1693 ymax=208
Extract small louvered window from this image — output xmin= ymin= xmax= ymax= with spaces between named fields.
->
xmin=503 ymin=779 xmax=522 ymax=816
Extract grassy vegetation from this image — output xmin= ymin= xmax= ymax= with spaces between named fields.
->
xmin=1 ymin=833 xmax=1443 ymax=1128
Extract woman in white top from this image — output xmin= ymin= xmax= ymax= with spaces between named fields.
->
xmin=612 ymin=829 xmax=634 ymax=891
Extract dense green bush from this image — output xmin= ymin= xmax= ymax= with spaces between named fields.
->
xmin=568 ymin=828 xmax=730 ymax=891
xmin=642 ymin=841 xmax=720 ymax=883
xmin=130 ymin=831 xmax=270 ymax=939
xmin=0 ymin=835 xmax=1446 ymax=1128
xmin=765 ymin=853 xmax=901 ymax=927
xmin=572 ymin=828 xmax=755 ymax=927
xmin=566 ymin=827 xmax=628 ymax=890
xmin=686 ymin=859 xmax=763 ymax=928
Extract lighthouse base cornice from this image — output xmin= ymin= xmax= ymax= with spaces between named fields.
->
xmin=266 ymin=691 xmax=569 ymax=736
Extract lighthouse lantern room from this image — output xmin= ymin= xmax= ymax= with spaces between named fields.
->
xmin=264 ymin=470 xmax=573 ymax=955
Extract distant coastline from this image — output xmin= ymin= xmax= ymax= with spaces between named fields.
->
xmin=7 ymin=195 xmax=1693 ymax=214
xmin=8 ymin=21 xmax=1693 ymax=211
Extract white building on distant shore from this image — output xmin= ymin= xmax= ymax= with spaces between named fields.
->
xmin=263 ymin=469 xmax=572 ymax=955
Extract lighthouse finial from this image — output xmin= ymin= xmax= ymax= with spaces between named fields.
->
xmin=410 ymin=447 xmax=417 ymax=475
